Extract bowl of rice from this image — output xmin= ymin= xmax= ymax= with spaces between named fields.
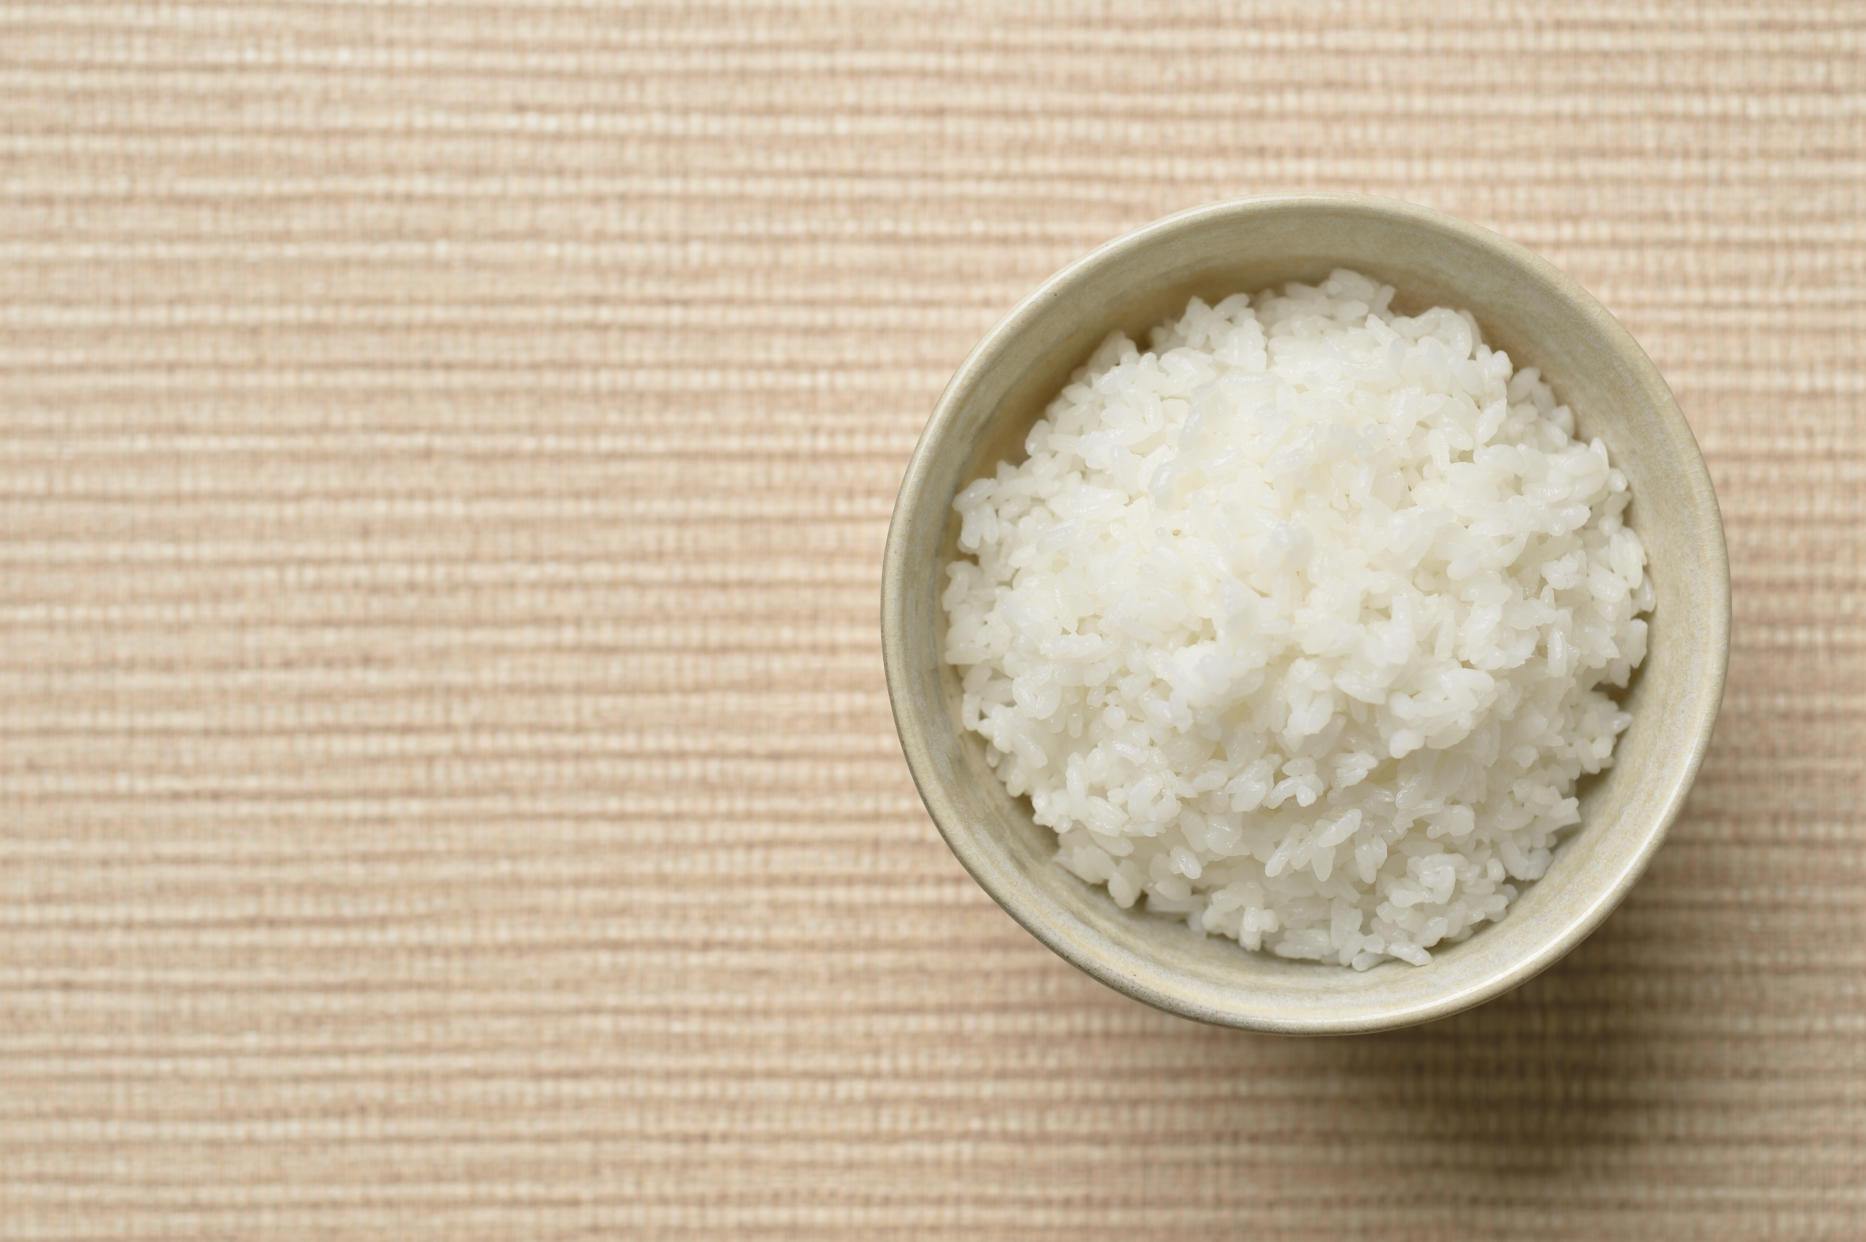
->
xmin=883 ymin=194 xmax=1728 ymax=1034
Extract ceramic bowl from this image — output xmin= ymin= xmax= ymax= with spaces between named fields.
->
xmin=881 ymin=194 xmax=1728 ymax=1034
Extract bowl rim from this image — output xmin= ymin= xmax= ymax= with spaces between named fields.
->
xmin=881 ymin=192 xmax=1731 ymax=1035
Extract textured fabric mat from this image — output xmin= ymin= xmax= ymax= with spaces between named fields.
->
xmin=2 ymin=3 xmax=1863 ymax=1238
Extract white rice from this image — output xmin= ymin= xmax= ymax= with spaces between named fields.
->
xmin=942 ymin=270 xmax=1651 ymax=969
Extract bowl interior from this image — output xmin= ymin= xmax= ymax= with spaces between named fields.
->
xmin=885 ymin=197 xmax=1728 ymax=1033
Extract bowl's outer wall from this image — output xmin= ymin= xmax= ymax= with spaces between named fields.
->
xmin=883 ymin=196 xmax=1730 ymax=1034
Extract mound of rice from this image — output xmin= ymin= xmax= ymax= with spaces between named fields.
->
xmin=942 ymin=270 xmax=1651 ymax=969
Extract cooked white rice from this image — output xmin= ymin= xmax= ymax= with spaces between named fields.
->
xmin=942 ymin=270 xmax=1651 ymax=969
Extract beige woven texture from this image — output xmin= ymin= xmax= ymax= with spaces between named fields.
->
xmin=2 ymin=3 xmax=1862 ymax=1238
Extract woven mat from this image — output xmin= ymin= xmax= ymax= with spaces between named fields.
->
xmin=3 ymin=3 xmax=1863 ymax=1238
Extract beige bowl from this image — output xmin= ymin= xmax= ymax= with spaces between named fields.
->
xmin=882 ymin=195 xmax=1728 ymax=1034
